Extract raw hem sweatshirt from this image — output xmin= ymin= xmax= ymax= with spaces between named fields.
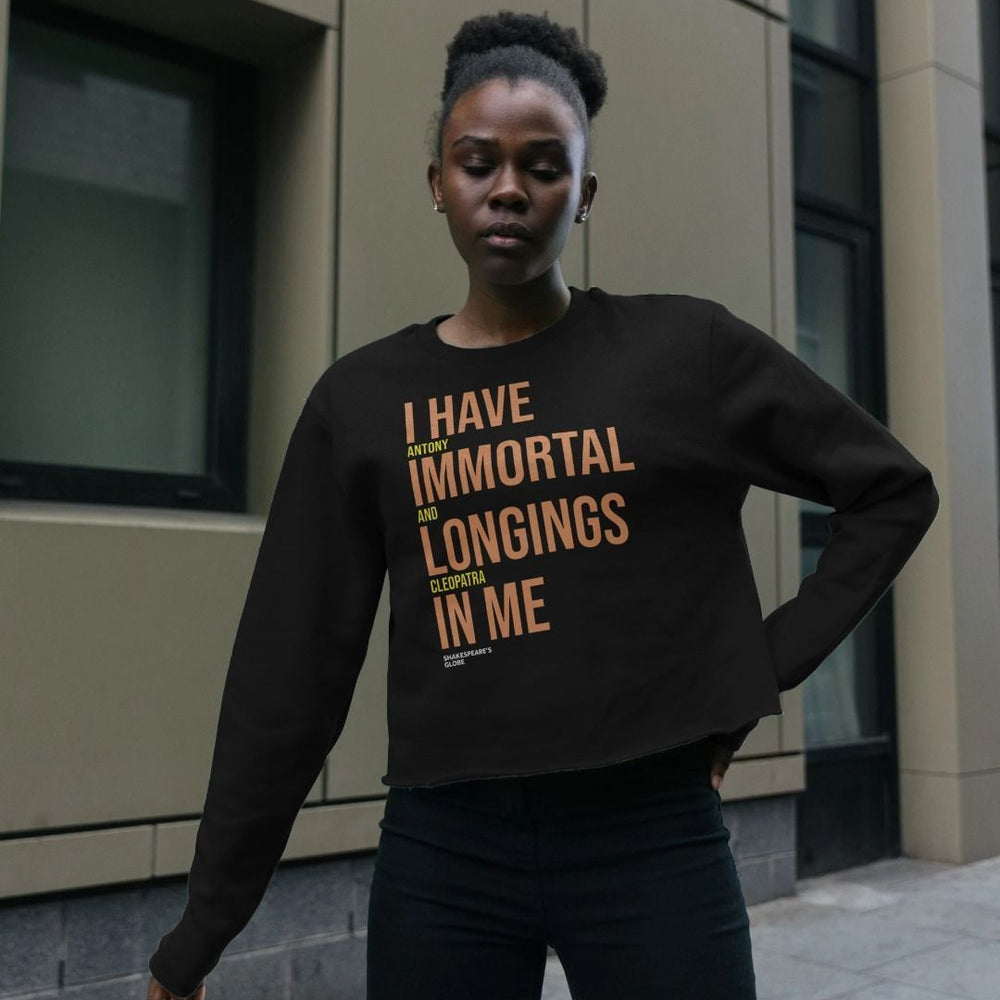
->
xmin=149 ymin=286 xmax=939 ymax=996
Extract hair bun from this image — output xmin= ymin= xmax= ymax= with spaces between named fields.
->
xmin=443 ymin=10 xmax=607 ymax=119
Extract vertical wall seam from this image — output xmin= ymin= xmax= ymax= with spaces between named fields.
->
xmin=332 ymin=1 xmax=345 ymax=363
xmin=764 ymin=16 xmax=786 ymax=753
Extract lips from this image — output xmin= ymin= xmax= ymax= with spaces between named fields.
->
xmin=481 ymin=221 xmax=533 ymax=240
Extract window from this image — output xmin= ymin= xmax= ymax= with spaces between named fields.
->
xmin=0 ymin=0 xmax=256 ymax=510
xmin=789 ymin=0 xmax=885 ymax=751
xmin=790 ymin=0 xmax=903 ymax=877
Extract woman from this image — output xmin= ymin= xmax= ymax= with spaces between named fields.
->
xmin=147 ymin=11 xmax=939 ymax=1000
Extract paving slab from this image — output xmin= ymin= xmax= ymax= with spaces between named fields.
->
xmin=748 ymin=906 xmax=961 ymax=972
xmin=866 ymin=937 xmax=1000 ymax=1000
xmin=537 ymin=854 xmax=1000 ymax=999
xmin=828 ymin=984 xmax=970 ymax=1000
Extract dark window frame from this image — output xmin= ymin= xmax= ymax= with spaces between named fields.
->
xmin=790 ymin=0 xmax=902 ymax=869
xmin=981 ymin=0 xmax=1000 ymax=503
xmin=0 ymin=0 xmax=257 ymax=512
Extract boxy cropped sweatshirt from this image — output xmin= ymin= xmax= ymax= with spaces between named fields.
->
xmin=149 ymin=286 xmax=939 ymax=997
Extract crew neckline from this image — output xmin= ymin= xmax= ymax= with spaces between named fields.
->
xmin=415 ymin=286 xmax=587 ymax=363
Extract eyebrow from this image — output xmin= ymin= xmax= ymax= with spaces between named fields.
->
xmin=451 ymin=135 xmax=568 ymax=151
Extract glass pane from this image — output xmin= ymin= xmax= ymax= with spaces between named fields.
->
xmin=794 ymin=229 xmax=881 ymax=746
xmin=0 ymin=15 xmax=216 ymax=475
xmin=792 ymin=53 xmax=864 ymax=211
xmin=794 ymin=228 xmax=853 ymax=516
xmin=801 ymin=543 xmax=880 ymax=745
xmin=982 ymin=0 xmax=1000 ymax=130
xmin=789 ymin=0 xmax=861 ymax=59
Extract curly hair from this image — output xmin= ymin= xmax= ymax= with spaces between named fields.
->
xmin=430 ymin=10 xmax=608 ymax=165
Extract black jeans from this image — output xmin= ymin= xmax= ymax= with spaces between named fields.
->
xmin=366 ymin=737 xmax=757 ymax=999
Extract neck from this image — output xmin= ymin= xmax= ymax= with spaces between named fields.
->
xmin=451 ymin=267 xmax=572 ymax=345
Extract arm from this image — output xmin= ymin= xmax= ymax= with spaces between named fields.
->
xmin=709 ymin=301 xmax=939 ymax=709
xmin=148 ymin=395 xmax=386 ymax=998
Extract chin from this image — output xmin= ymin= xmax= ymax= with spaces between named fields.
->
xmin=476 ymin=259 xmax=553 ymax=287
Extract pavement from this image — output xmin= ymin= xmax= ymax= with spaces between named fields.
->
xmin=538 ymin=853 xmax=1000 ymax=1000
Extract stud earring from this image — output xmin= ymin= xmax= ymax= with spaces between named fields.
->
xmin=433 ymin=202 xmax=441 ymax=212
xmin=576 ymin=211 xmax=589 ymax=223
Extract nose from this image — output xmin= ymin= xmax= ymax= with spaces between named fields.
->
xmin=487 ymin=163 xmax=528 ymax=210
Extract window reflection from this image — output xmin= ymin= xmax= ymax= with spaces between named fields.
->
xmin=0 ymin=16 xmax=215 ymax=475
xmin=792 ymin=54 xmax=864 ymax=211
xmin=789 ymin=0 xmax=861 ymax=59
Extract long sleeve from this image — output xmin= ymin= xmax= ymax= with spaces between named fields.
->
xmin=148 ymin=396 xmax=386 ymax=998
xmin=709 ymin=301 xmax=939 ymax=703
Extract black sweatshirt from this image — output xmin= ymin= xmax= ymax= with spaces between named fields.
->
xmin=149 ymin=286 xmax=939 ymax=996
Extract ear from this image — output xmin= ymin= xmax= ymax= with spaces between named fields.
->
xmin=577 ymin=171 xmax=598 ymax=220
xmin=427 ymin=160 xmax=444 ymax=208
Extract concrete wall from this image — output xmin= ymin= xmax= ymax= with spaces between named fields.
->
xmin=12 ymin=0 xmax=990 ymax=992
xmin=875 ymin=0 xmax=1000 ymax=863
xmin=0 ymin=0 xmax=810 ymax=908
xmin=0 ymin=0 xmax=385 ymax=899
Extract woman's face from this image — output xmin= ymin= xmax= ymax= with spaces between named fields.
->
xmin=428 ymin=77 xmax=596 ymax=288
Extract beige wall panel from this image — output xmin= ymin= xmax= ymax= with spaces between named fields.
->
xmin=721 ymin=752 xmax=805 ymax=802
xmin=877 ymin=70 xmax=957 ymax=771
xmin=739 ymin=716 xmax=780 ymax=756
xmin=0 ymin=503 xmax=327 ymax=837
xmin=250 ymin=27 xmax=339 ymax=513
xmin=900 ymin=767 xmax=1000 ymax=867
xmin=154 ymin=800 xmax=383 ymax=878
xmin=928 ymin=73 xmax=999 ymax=776
xmin=876 ymin=0 xmax=980 ymax=84
xmin=0 ymin=507 xmax=261 ymax=832
xmin=879 ymin=52 xmax=1000 ymax=776
xmin=336 ymin=0 xmax=584 ymax=356
xmin=959 ymin=769 xmax=1000 ymax=861
xmin=284 ymin=799 xmax=382 ymax=858
xmin=768 ymin=0 xmax=789 ymax=20
xmin=587 ymin=0 xmax=770 ymax=315
xmin=899 ymin=769 xmax=962 ymax=862
xmin=0 ymin=827 xmax=153 ymax=898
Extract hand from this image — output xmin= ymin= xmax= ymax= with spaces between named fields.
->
xmin=709 ymin=741 xmax=734 ymax=792
xmin=147 ymin=975 xmax=206 ymax=1000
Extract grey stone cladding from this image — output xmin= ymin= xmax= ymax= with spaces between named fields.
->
xmin=0 ymin=795 xmax=794 ymax=999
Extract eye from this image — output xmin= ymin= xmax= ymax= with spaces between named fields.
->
xmin=461 ymin=163 xmax=493 ymax=176
xmin=530 ymin=166 xmax=561 ymax=181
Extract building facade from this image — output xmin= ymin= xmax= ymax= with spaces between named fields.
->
xmin=0 ymin=0 xmax=996 ymax=996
